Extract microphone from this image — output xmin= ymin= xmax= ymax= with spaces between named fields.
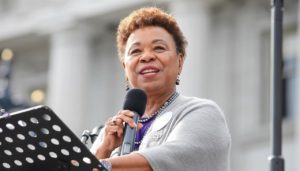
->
xmin=120 ymin=88 xmax=147 ymax=155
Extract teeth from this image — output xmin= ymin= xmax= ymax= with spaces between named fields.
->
xmin=142 ymin=69 xmax=157 ymax=74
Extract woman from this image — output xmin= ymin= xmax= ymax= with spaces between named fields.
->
xmin=91 ymin=7 xmax=231 ymax=171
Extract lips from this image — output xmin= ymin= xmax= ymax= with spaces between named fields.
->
xmin=139 ymin=66 xmax=160 ymax=75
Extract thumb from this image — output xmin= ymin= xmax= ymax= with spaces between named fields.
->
xmin=137 ymin=123 xmax=143 ymax=129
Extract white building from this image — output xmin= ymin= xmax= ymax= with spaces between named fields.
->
xmin=0 ymin=0 xmax=299 ymax=170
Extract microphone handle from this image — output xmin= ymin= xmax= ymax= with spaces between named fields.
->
xmin=120 ymin=112 xmax=139 ymax=155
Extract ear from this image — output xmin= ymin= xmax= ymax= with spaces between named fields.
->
xmin=178 ymin=53 xmax=184 ymax=74
xmin=122 ymin=62 xmax=128 ymax=78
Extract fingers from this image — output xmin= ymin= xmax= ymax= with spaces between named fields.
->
xmin=107 ymin=125 xmax=123 ymax=137
xmin=105 ymin=118 xmax=123 ymax=137
xmin=114 ymin=110 xmax=137 ymax=128
xmin=104 ymin=110 xmax=139 ymax=138
xmin=111 ymin=116 xmax=122 ymax=126
xmin=137 ymin=123 xmax=143 ymax=129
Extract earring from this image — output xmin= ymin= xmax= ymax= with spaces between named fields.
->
xmin=176 ymin=75 xmax=180 ymax=85
xmin=125 ymin=79 xmax=130 ymax=91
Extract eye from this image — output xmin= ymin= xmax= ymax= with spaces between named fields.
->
xmin=130 ymin=49 xmax=142 ymax=56
xmin=154 ymin=46 xmax=166 ymax=53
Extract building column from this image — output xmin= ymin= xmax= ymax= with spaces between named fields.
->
xmin=169 ymin=0 xmax=220 ymax=98
xmin=47 ymin=25 xmax=93 ymax=136
xmin=296 ymin=1 xmax=300 ymax=169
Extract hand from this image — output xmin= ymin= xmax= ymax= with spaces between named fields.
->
xmin=95 ymin=110 xmax=143 ymax=159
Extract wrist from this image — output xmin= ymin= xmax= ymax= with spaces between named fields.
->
xmin=100 ymin=159 xmax=112 ymax=171
xmin=95 ymin=146 xmax=112 ymax=159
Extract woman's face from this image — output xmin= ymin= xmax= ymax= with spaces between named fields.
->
xmin=123 ymin=26 xmax=184 ymax=94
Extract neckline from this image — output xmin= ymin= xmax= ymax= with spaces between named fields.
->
xmin=139 ymin=92 xmax=179 ymax=123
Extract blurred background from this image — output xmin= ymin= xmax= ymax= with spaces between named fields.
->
xmin=0 ymin=0 xmax=299 ymax=170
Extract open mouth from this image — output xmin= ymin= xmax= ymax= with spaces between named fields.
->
xmin=140 ymin=68 xmax=159 ymax=75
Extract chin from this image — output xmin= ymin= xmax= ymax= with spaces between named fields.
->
xmin=139 ymin=83 xmax=165 ymax=93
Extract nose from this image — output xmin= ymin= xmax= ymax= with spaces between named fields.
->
xmin=140 ymin=50 xmax=155 ymax=63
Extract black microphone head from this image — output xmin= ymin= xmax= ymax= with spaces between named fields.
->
xmin=123 ymin=88 xmax=147 ymax=116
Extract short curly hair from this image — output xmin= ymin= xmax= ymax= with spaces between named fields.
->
xmin=116 ymin=7 xmax=187 ymax=62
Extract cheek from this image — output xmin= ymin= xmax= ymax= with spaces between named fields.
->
xmin=165 ymin=57 xmax=179 ymax=70
xmin=167 ymin=61 xmax=180 ymax=77
xmin=124 ymin=61 xmax=136 ymax=77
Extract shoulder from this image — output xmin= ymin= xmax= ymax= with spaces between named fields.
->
xmin=172 ymin=94 xmax=224 ymax=118
xmin=179 ymin=95 xmax=219 ymax=106
xmin=170 ymin=94 xmax=231 ymax=145
xmin=168 ymin=94 xmax=229 ymax=133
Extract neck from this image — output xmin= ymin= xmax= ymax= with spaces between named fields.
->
xmin=143 ymin=88 xmax=176 ymax=117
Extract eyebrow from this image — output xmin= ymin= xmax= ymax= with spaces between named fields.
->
xmin=152 ymin=39 xmax=167 ymax=44
xmin=130 ymin=39 xmax=167 ymax=46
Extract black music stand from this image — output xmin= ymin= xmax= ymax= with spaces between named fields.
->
xmin=0 ymin=105 xmax=107 ymax=171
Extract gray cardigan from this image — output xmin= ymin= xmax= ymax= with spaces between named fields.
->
xmin=91 ymin=94 xmax=231 ymax=171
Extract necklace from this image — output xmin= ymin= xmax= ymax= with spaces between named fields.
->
xmin=134 ymin=91 xmax=179 ymax=148
xmin=139 ymin=92 xmax=179 ymax=123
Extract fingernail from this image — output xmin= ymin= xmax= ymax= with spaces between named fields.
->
xmin=130 ymin=122 xmax=136 ymax=128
